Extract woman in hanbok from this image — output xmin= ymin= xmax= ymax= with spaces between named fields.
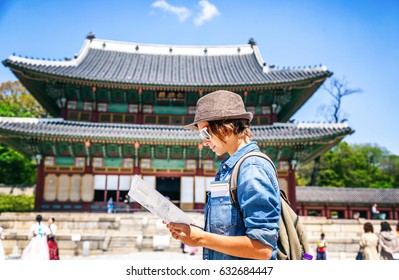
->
xmin=47 ymin=217 xmax=59 ymax=260
xmin=21 ymin=215 xmax=50 ymax=260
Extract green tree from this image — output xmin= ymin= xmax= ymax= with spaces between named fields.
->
xmin=0 ymin=80 xmax=46 ymax=189
xmin=297 ymin=142 xmax=397 ymax=188
xmin=0 ymin=144 xmax=36 ymax=187
xmin=0 ymin=80 xmax=45 ymax=117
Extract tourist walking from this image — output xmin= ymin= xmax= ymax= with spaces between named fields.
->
xmin=47 ymin=217 xmax=59 ymax=260
xmin=316 ymin=233 xmax=328 ymax=260
xmin=359 ymin=222 xmax=379 ymax=260
xmin=166 ymin=90 xmax=281 ymax=260
xmin=107 ymin=197 xmax=114 ymax=214
xmin=379 ymin=221 xmax=399 ymax=260
xmin=21 ymin=215 xmax=50 ymax=260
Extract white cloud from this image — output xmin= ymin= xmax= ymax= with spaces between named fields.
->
xmin=151 ymin=0 xmax=191 ymax=22
xmin=193 ymin=0 xmax=220 ymax=26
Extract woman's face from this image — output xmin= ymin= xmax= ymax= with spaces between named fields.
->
xmin=197 ymin=121 xmax=229 ymax=156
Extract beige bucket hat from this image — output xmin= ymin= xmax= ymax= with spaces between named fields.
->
xmin=185 ymin=90 xmax=253 ymax=130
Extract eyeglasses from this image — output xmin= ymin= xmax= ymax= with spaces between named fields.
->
xmin=199 ymin=127 xmax=211 ymax=141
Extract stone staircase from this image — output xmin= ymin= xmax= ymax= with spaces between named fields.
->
xmin=0 ymin=212 xmax=396 ymax=259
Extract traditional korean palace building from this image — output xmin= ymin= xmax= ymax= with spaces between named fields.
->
xmin=1 ymin=34 xmax=353 ymax=213
xmin=297 ymin=186 xmax=399 ymax=220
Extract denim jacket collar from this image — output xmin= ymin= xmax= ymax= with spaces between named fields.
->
xmin=222 ymin=141 xmax=259 ymax=169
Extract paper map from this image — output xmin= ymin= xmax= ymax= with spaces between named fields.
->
xmin=128 ymin=175 xmax=194 ymax=225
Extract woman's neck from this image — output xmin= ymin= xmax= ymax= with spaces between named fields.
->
xmin=227 ymin=136 xmax=250 ymax=156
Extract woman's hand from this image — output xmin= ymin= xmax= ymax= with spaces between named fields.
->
xmin=166 ymin=223 xmax=204 ymax=247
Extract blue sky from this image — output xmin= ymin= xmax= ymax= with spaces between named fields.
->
xmin=1 ymin=0 xmax=398 ymax=155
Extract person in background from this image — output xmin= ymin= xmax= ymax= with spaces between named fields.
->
xmin=124 ymin=195 xmax=131 ymax=213
xmin=316 ymin=233 xmax=328 ymax=260
xmin=371 ymin=203 xmax=386 ymax=220
xmin=21 ymin=214 xmax=50 ymax=260
xmin=396 ymin=222 xmax=399 ymax=236
xmin=166 ymin=90 xmax=281 ymax=260
xmin=359 ymin=222 xmax=379 ymax=260
xmin=47 ymin=217 xmax=59 ymax=260
xmin=379 ymin=221 xmax=399 ymax=260
xmin=0 ymin=226 xmax=5 ymax=260
xmin=107 ymin=197 xmax=114 ymax=214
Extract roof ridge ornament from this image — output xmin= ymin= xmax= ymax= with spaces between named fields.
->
xmin=248 ymin=37 xmax=257 ymax=47
xmin=86 ymin=32 xmax=95 ymax=41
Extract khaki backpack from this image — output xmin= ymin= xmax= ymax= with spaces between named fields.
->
xmin=229 ymin=151 xmax=310 ymax=260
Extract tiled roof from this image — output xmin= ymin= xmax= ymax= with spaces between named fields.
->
xmin=3 ymin=38 xmax=331 ymax=86
xmin=296 ymin=186 xmax=399 ymax=204
xmin=0 ymin=117 xmax=352 ymax=143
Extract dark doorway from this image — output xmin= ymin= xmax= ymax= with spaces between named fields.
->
xmin=156 ymin=177 xmax=180 ymax=204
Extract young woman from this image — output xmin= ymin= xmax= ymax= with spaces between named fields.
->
xmin=359 ymin=222 xmax=379 ymax=260
xmin=167 ymin=90 xmax=281 ymax=260
xmin=379 ymin=221 xmax=399 ymax=260
xmin=21 ymin=214 xmax=50 ymax=260
xmin=47 ymin=217 xmax=60 ymax=260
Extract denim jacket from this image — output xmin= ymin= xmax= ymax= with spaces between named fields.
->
xmin=203 ymin=142 xmax=281 ymax=260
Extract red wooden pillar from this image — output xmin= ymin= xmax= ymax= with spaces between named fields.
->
xmin=137 ymin=87 xmax=144 ymax=124
xmin=34 ymin=163 xmax=45 ymax=211
xmin=288 ymin=164 xmax=297 ymax=211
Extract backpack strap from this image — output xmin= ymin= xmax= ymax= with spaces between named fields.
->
xmin=229 ymin=151 xmax=279 ymax=209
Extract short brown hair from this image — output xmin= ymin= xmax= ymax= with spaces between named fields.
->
xmin=208 ymin=119 xmax=252 ymax=143
xmin=363 ymin=222 xmax=374 ymax=233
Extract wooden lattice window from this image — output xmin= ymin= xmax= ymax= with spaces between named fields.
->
xmin=99 ymin=114 xmax=111 ymax=122
xmin=98 ymin=103 xmax=108 ymax=112
xmin=113 ymin=114 xmax=123 ymax=123
xmin=279 ymin=161 xmax=289 ymax=171
xmin=44 ymin=156 xmax=55 ymax=166
xmin=128 ymin=104 xmax=138 ymax=113
xmin=92 ymin=157 xmax=104 ymax=167
xmin=80 ymin=112 xmax=91 ymax=122
xmin=125 ymin=115 xmax=135 ymax=124
xmin=67 ymin=101 xmax=77 ymax=110
xmin=74 ymin=157 xmax=85 ymax=167
xmin=140 ymin=158 xmax=151 ymax=168
xmin=185 ymin=160 xmax=196 ymax=169
xmin=203 ymin=160 xmax=214 ymax=170
xmin=158 ymin=116 xmax=169 ymax=124
xmin=83 ymin=102 xmax=93 ymax=111
xmin=123 ymin=158 xmax=133 ymax=168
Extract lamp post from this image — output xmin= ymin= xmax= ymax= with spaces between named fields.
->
xmin=35 ymin=154 xmax=42 ymax=165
